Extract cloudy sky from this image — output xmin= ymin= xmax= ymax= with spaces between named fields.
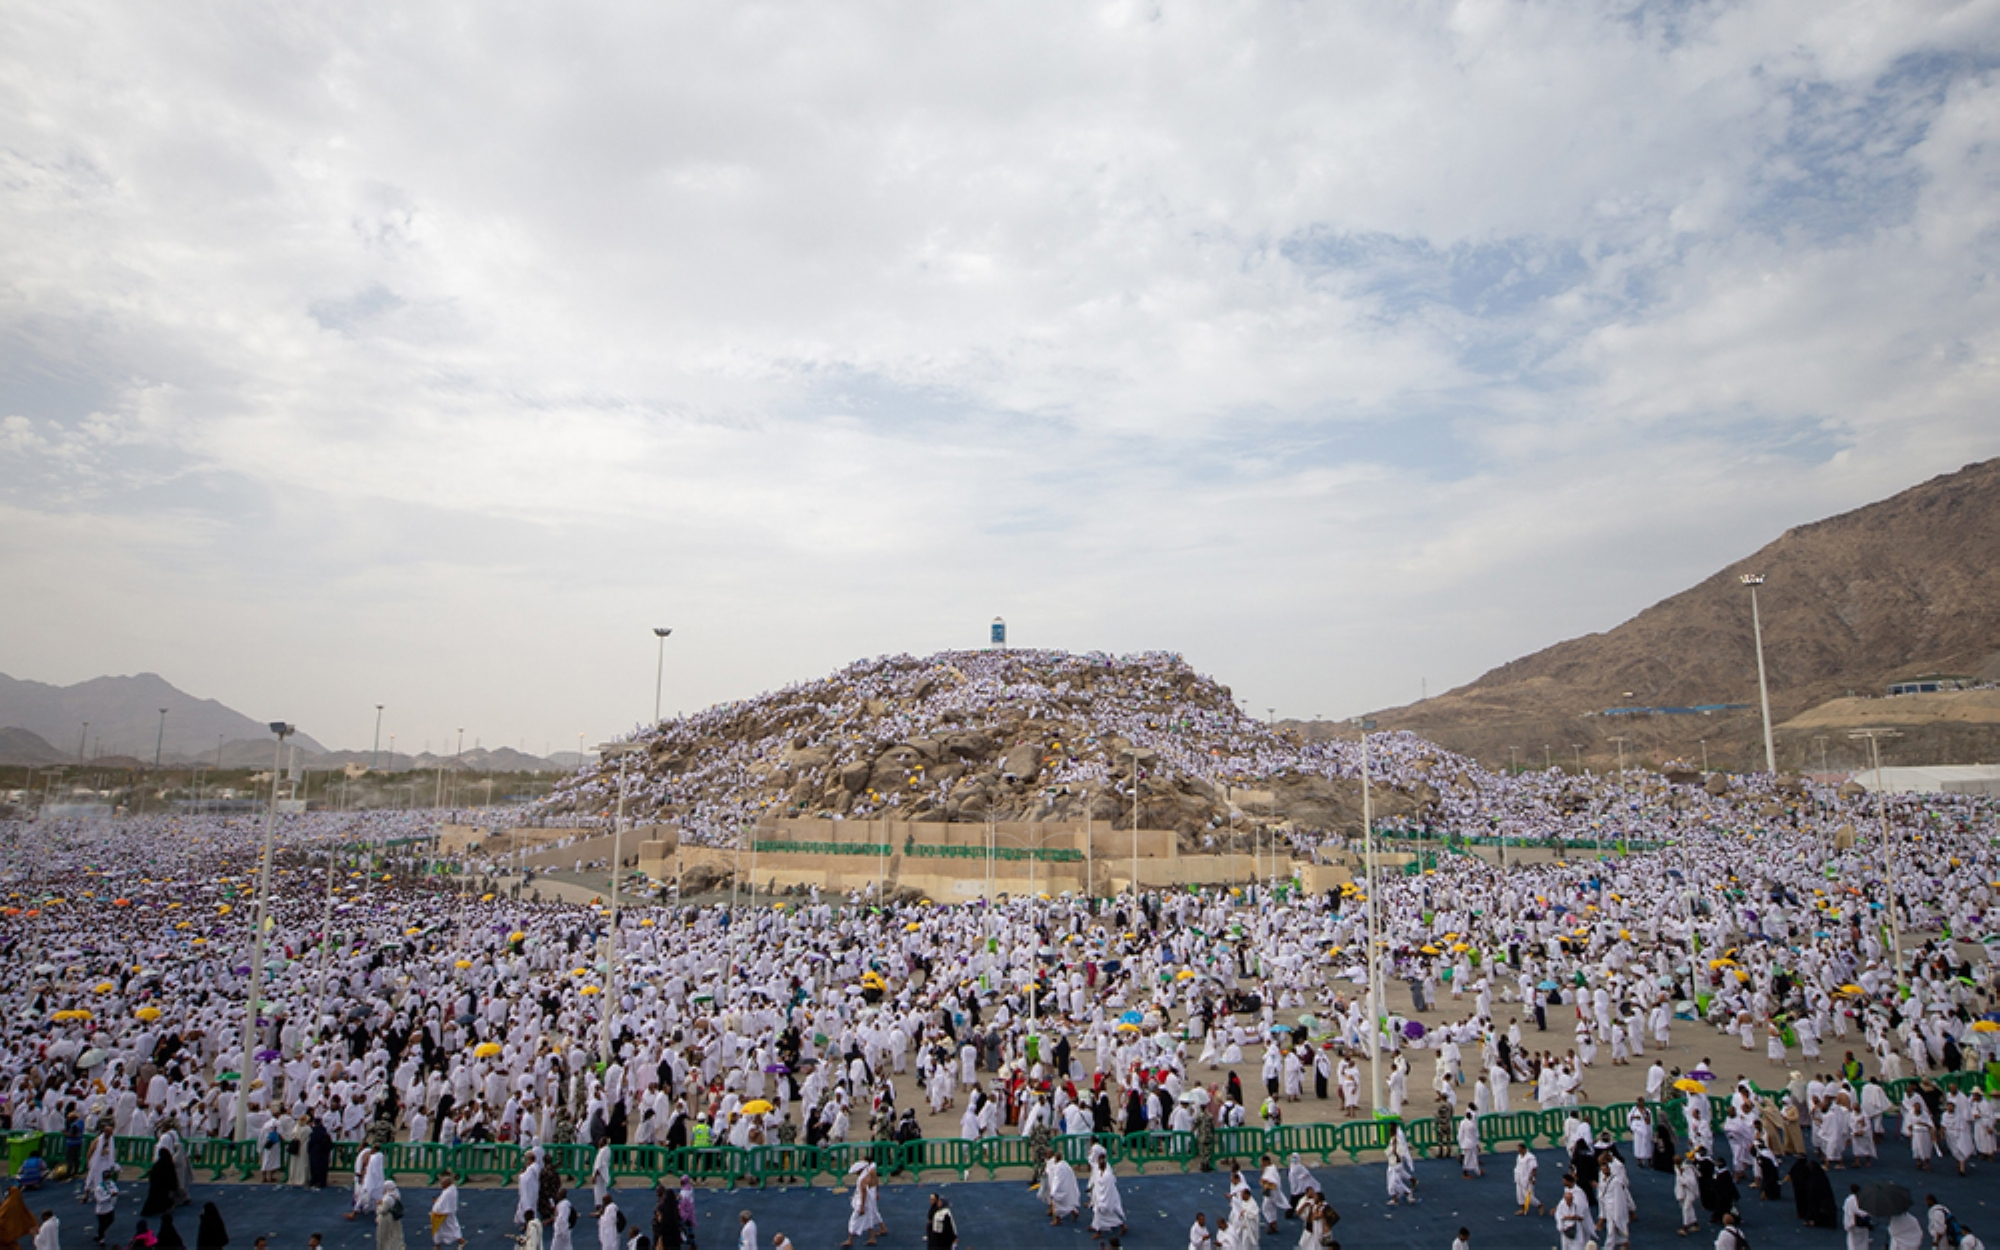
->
xmin=3 ymin=0 xmax=1998 ymax=757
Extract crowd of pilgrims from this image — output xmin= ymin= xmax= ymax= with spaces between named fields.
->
xmin=543 ymin=648 xmax=1804 ymax=851
xmin=0 ymin=690 xmax=1996 ymax=1248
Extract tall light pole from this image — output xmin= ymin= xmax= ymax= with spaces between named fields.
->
xmin=1741 ymin=574 xmax=1778 ymax=774
xmin=1353 ymin=720 xmax=1383 ymax=1117
xmin=652 ymin=628 xmax=674 ymax=725
xmin=1849 ymin=729 xmax=1903 ymax=978
xmin=1126 ymin=748 xmax=1143 ymax=903
xmin=597 ymin=741 xmax=643 ymax=1061
xmin=1608 ymin=736 xmax=1629 ymax=773
xmin=154 ymin=708 xmax=169 ymax=770
xmin=236 ymin=721 xmax=294 ymax=1141
xmin=371 ymin=706 xmax=385 ymax=772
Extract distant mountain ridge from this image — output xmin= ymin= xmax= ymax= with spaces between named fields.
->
xmin=0 ymin=673 xmax=566 ymax=772
xmin=1366 ymin=458 xmax=2000 ymax=773
xmin=0 ymin=671 xmax=327 ymax=761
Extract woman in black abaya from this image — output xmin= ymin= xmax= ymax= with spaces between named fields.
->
xmin=306 ymin=1118 xmax=335 ymax=1189
xmin=140 ymin=1148 xmax=178 ymax=1219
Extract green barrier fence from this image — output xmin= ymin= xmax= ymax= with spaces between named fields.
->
xmin=45 ymin=1068 xmax=1988 ymax=1190
xmin=749 ymin=841 xmax=891 ymax=858
xmin=905 ymin=843 xmax=1084 ymax=863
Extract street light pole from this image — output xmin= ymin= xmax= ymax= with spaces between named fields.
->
xmin=653 ymin=628 xmax=674 ymax=725
xmin=597 ymin=742 xmax=642 ymax=1062
xmin=1609 ymin=736 xmax=1629 ymax=774
xmin=371 ymin=706 xmax=384 ymax=772
xmin=154 ymin=708 xmax=168 ymax=770
xmin=1849 ymin=729 xmax=1904 ymax=978
xmin=1357 ymin=724 xmax=1382 ymax=1117
xmin=1742 ymin=574 xmax=1778 ymax=774
xmin=1127 ymin=748 xmax=1143 ymax=903
xmin=318 ymin=837 xmax=341 ymax=1020
xmin=236 ymin=721 xmax=293 ymax=1141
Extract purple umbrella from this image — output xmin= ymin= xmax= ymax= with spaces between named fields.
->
xmin=1403 ymin=1021 xmax=1426 ymax=1040
xmin=255 ymin=1048 xmax=281 ymax=1062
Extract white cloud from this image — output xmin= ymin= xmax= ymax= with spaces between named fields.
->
xmin=1 ymin=0 xmax=1997 ymax=750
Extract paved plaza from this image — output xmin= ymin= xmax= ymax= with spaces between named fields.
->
xmin=24 ymin=1147 xmax=1997 ymax=1250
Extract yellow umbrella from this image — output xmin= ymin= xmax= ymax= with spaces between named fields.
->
xmin=474 ymin=1042 xmax=503 ymax=1058
xmin=579 ymin=985 xmax=601 ymax=995
xmin=1674 ymin=1078 xmax=1707 ymax=1094
xmin=1837 ymin=984 xmax=1864 ymax=996
xmin=640 ymin=918 xmax=656 ymax=927
xmin=455 ymin=960 xmax=473 ymax=970
xmin=740 ymin=1099 xmax=775 ymax=1115
xmin=135 ymin=1006 xmax=162 ymax=1021
xmin=906 ymin=922 xmax=922 ymax=932
xmin=480 ymin=893 xmax=495 ymax=902
xmin=93 ymin=982 xmax=114 ymax=993
xmin=1971 ymin=1020 xmax=2000 ymax=1034
xmin=1116 ymin=1021 xmax=1140 ymax=1032
xmin=1176 ymin=969 xmax=1196 ymax=980
xmin=1420 ymin=944 xmax=1441 ymax=955
xmin=509 ymin=931 xmax=527 ymax=943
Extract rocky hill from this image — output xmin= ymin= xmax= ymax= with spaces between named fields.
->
xmin=548 ymin=649 xmax=1431 ymax=847
xmin=1368 ymin=458 xmax=2000 ymax=773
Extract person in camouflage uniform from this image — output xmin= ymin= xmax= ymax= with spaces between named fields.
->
xmin=1193 ymin=1105 xmax=1217 ymax=1172
xmin=1432 ymin=1096 xmax=1456 ymax=1160
xmin=1027 ymin=1114 xmax=1057 ymax=1186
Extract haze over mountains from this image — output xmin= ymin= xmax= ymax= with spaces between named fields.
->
xmin=1355 ymin=458 xmax=2000 ymax=773
xmin=0 ymin=672 xmax=570 ymax=772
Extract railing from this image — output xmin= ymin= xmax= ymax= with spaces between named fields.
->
xmin=904 ymin=843 xmax=1084 ymax=863
xmin=748 ymin=841 xmax=890 ymax=857
xmin=747 ymin=840 xmax=1085 ymax=863
xmin=27 ymin=1068 xmax=1988 ymax=1188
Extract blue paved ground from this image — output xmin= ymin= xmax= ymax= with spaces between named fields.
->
xmin=24 ymin=1150 xmax=1999 ymax=1249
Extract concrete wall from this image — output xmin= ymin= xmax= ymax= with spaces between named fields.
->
xmin=752 ymin=816 xmax=1178 ymax=858
xmin=642 ymin=840 xmax=1324 ymax=900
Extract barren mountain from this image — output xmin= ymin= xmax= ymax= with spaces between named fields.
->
xmin=1365 ymin=458 xmax=2000 ymax=773
xmin=0 ymin=671 xmax=327 ymax=760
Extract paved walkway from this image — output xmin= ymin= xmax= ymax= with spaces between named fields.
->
xmin=30 ymin=1149 xmax=1997 ymax=1250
